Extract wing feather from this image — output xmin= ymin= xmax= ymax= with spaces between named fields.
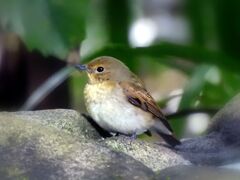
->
xmin=119 ymin=81 xmax=173 ymax=132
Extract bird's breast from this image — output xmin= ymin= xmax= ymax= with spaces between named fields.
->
xmin=84 ymin=82 xmax=153 ymax=135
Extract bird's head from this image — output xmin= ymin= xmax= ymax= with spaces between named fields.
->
xmin=75 ymin=56 xmax=134 ymax=84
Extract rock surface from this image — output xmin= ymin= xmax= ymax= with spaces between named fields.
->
xmin=1 ymin=94 xmax=240 ymax=179
xmin=177 ymin=94 xmax=240 ymax=166
xmin=0 ymin=114 xmax=154 ymax=179
xmin=104 ymin=136 xmax=190 ymax=171
xmin=157 ymin=165 xmax=240 ymax=180
xmin=11 ymin=109 xmax=100 ymax=139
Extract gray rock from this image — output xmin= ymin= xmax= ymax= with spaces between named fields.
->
xmin=2 ymin=92 xmax=240 ymax=180
xmin=4 ymin=109 xmax=190 ymax=172
xmin=222 ymin=162 xmax=240 ymax=170
xmin=208 ymin=94 xmax=240 ymax=144
xmin=156 ymin=165 xmax=240 ymax=180
xmin=177 ymin=94 xmax=240 ymax=166
xmin=104 ymin=136 xmax=190 ymax=171
xmin=0 ymin=114 xmax=154 ymax=179
xmin=9 ymin=109 xmax=100 ymax=140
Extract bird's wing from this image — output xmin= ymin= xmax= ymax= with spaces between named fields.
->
xmin=119 ymin=81 xmax=173 ymax=132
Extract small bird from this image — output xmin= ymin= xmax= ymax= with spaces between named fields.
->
xmin=75 ymin=56 xmax=181 ymax=147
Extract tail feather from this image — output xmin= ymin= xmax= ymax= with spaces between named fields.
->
xmin=158 ymin=132 xmax=181 ymax=147
xmin=153 ymin=120 xmax=181 ymax=147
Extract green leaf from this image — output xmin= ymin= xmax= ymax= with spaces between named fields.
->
xmin=169 ymin=65 xmax=212 ymax=136
xmin=82 ymin=43 xmax=240 ymax=73
xmin=179 ymin=65 xmax=211 ymax=110
xmin=200 ymin=69 xmax=240 ymax=108
xmin=0 ymin=0 xmax=88 ymax=59
xmin=179 ymin=66 xmax=240 ymax=110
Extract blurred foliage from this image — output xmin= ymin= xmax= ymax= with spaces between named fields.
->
xmin=0 ymin=0 xmax=88 ymax=58
xmin=1 ymin=0 xmax=240 ymax=137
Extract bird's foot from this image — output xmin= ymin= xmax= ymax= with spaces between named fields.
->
xmin=130 ymin=133 xmax=137 ymax=140
xmin=126 ymin=133 xmax=137 ymax=145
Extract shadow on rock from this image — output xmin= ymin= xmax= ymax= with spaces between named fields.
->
xmin=0 ymin=136 xmax=64 ymax=179
xmin=176 ymin=94 xmax=240 ymax=166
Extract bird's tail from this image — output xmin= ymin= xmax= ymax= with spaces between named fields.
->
xmin=157 ymin=132 xmax=181 ymax=147
xmin=152 ymin=120 xmax=181 ymax=147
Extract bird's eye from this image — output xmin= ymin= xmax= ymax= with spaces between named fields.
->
xmin=96 ymin=66 xmax=104 ymax=72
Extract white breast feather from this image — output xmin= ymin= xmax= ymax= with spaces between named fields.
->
xmin=84 ymin=82 xmax=153 ymax=135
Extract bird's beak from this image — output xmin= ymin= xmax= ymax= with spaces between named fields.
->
xmin=75 ymin=64 xmax=87 ymax=71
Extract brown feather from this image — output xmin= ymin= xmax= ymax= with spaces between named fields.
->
xmin=119 ymin=81 xmax=173 ymax=133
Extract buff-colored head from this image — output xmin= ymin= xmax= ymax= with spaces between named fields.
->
xmin=75 ymin=56 xmax=137 ymax=84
